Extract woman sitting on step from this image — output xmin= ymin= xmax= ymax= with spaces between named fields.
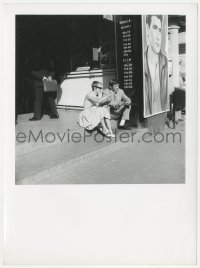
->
xmin=78 ymin=81 xmax=115 ymax=138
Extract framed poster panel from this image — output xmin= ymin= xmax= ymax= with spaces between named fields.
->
xmin=142 ymin=15 xmax=169 ymax=118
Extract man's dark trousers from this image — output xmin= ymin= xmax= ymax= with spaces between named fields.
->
xmin=33 ymin=86 xmax=57 ymax=119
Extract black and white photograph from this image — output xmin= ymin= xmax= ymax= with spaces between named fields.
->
xmin=15 ymin=14 xmax=186 ymax=184
xmin=2 ymin=2 xmax=198 ymax=266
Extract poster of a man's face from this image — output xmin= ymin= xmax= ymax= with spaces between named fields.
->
xmin=143 ymin=15 xmax=169 ymax=118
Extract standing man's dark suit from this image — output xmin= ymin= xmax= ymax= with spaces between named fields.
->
xmin=26 ymin=54 xmax=58 ymax=120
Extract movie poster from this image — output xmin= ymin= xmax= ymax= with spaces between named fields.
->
xmin=142 ymin=15 xmax=169 ymax=118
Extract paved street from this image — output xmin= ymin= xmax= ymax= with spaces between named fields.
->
xmin=16 ymin=110 xmax=185 ymax=184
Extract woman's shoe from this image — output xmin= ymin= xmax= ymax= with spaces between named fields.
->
xmin=97 ymin=126 xmax=106 ymax=135
xmin=100 ymin=130 xmax=109 ymax=137
xmin=98 ymin=126 xmax=103 ymax=132
xmin=109 ymin=133 xmax=116 ymax=138
xmin=85 ymin=129 xmax=93 ymax=134
xmin=104 ymin=132 xmax=115 ymax=138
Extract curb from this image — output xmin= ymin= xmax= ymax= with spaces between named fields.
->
xmin=16 ymin=129 xmax=146 ymax=185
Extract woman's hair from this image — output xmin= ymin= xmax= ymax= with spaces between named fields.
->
xmin=91 ymin=81 xmax=101 ymax=90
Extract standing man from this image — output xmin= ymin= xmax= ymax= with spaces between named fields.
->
xmin=25 ymin=52 xmax=59 ymax=121
xmin=144 ymin=15 xmax=168 ymax=117
xmin=102 ymin=79 xmax=132 ymax=130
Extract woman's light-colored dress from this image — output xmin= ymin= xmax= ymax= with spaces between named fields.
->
xmin=79 ymin=91 xmax=110 ymax=130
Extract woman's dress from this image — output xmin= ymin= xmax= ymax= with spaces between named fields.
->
xmin=78 ymin=91 xmax=110 ymax=130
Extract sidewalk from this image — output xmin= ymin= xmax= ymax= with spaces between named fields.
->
xmin=16 ymin=110 xmax=185 ymax=184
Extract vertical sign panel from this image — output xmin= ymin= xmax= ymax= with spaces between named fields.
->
xmin=119 ymin=19 xmax=133 ymax=94
xmin=117 ymin=17 xmax=134 ymax=98
xmin=116 ymin=15 xmax=143 ymax=126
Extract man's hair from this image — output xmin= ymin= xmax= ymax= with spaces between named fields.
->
xmin=146 ymin=15 xmax=163 ymax=27
xmin=91 ymin=81 xmax=101 ymax=90
xmin=109 ymin=79 xmax=119 ymax=88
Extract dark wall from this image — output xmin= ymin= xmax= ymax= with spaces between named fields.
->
xmin=15 ymin=15 xmax=101 ymax=114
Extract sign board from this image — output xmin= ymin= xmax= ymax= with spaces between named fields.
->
xmin=116 ymin=15 xmax=143 ymax=126
xmin=103 ymin=15 xmax=113 ymax=21
xmin=142 ymin=15 xmax=169 ymax=118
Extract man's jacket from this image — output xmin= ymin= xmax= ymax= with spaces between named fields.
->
xmin=144 ymin=47 xmax=168 ymax=117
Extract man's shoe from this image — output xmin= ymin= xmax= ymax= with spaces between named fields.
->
xmin=118 ymin=125 xmax=132 ymax=130
xmin=29 ymin=117 xmax=40 ymax=121
xmin=168 ymin=121 xmax=174 ymax=129
xmin=50 ymin=114 xmax=59 ymax=119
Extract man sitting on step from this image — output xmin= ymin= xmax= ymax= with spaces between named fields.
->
xmin=101 ymin=79 xmax=132 ymax=130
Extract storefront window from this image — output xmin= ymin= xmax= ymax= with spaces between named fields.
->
xmin=99 ymin=18 xmax=116 ymax=69
xmin=69 ymin=16 xmax=115 ymax=71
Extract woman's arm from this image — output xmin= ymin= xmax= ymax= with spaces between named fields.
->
xmin=98 ymin=94 xmax=112 ymax=105
xmin=87 ymin=93 xmax=99 ymax=105
xmin=87 ymin=93 xmax=112 ymax=106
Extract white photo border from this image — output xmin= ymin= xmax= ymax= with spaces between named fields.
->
xmin=1 ymin=1 xmax=199 ymax=267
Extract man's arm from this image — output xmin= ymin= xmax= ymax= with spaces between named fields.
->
xmin=29 ymin=63 xmax=51 ymax=81
xmin=30 ymin=70 xmax=48 ymax=80
xmin=109 ymin=99 xmax=118 ymax=108
xmin=121 ymin=91 xmax=131 ymax=105
xmin=49 ymin=70 xmax=55 ymax=79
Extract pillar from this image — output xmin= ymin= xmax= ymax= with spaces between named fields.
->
xmin=168 ymin=25 xmax=180 ymax=88
xmin=168 ymin=25 xmax=181 ymax=121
